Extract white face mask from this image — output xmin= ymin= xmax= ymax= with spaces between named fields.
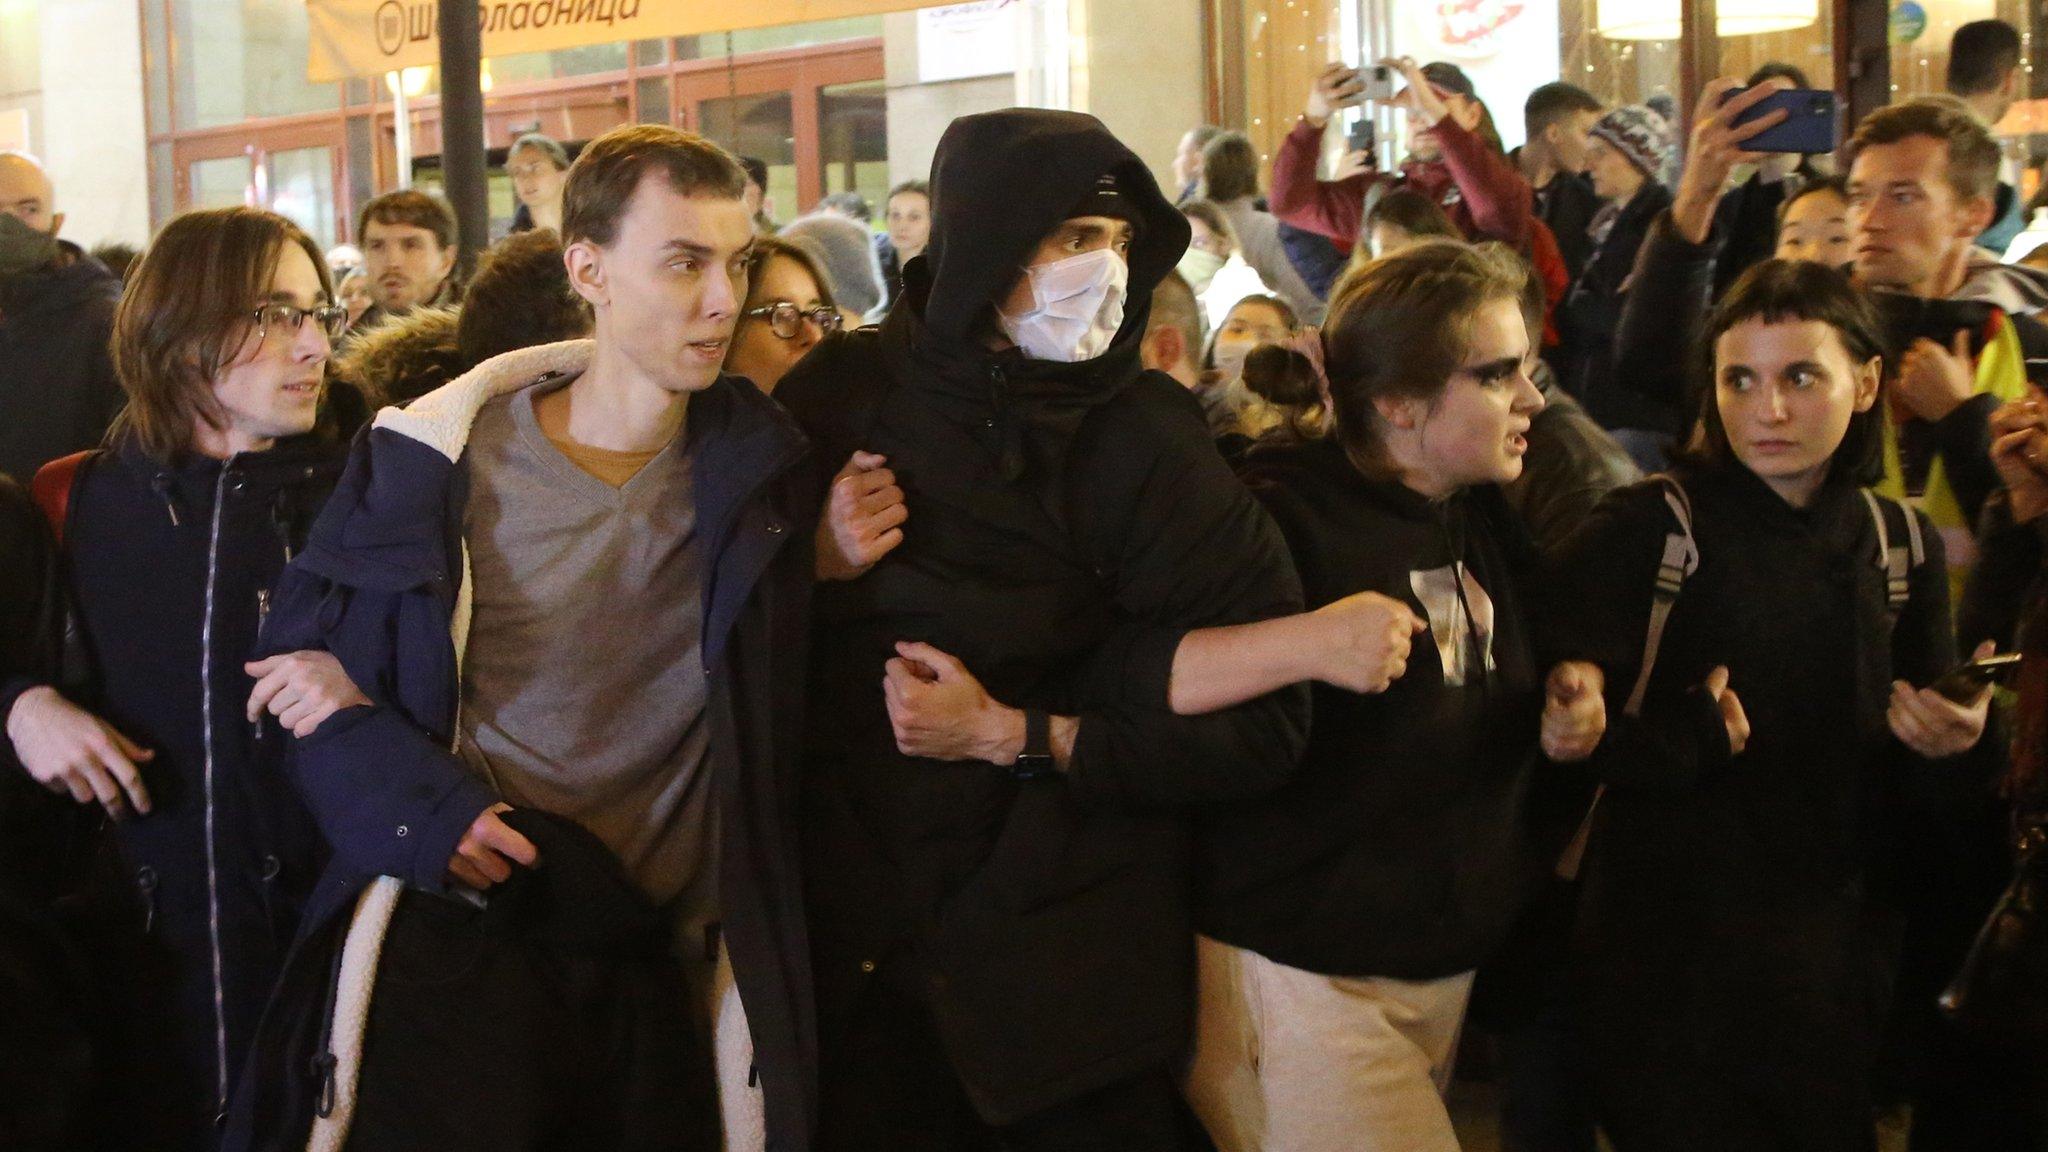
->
xmin=998 ymin=246 xmax=1129 ymax=363
xmin=1177 ymin=246 xmax=1225 ymax=293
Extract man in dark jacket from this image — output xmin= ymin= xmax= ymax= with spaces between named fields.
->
xmin=774 ymin=109 xmax=1310 ymax=1149
xmin=1522 ymin=82 xmax=1606 ymax=283
xmin=227 ymin=124 xmax=818 ymax=1152
xmin=2 ymin=207 xmax=354 ymax=1152
xmin=0 ymin=151 xmax=123 ymax=485
xmin=1559 ymin=103 xmax=1677 ymax=468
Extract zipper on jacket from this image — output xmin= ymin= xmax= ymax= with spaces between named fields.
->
xmin=198 ymin=461 xmax=233 ymax=1123
xmin=135 ymin=864 xmax=158 ymax=935
xmin=150 ymin=472 xmax=183 ymax=527
xmin=252 ymin=589 xmax=271 ymax=744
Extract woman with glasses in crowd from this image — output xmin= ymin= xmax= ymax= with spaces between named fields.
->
xmin=0 ymin=207 xmax=367 ymax=1151
xmin=726 ymin=236 xmax=843 ymax=395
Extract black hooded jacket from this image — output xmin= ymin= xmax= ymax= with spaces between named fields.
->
xmin=0 ymin=243 xmax=122 ymax=485
xmin=773 ymin=109 xmax=1309 ymax=1125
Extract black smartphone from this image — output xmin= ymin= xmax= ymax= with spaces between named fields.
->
xmin=1347 ymin=117 xmax=1376 ymax=155
xmin=1724 ymin=86 xmax=1838 ymax=154
xmin=1870 ymin=292 xmax=1994 ymax=363
xmin=1929 ymin=652 xmax=2022 ymax=703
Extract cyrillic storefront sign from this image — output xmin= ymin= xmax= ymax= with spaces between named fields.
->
xmin=306 ymin=0 xmax=956 ymax=82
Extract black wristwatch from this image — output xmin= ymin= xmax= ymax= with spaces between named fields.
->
xmin=1010 ymin=709 xmax=1057 ymax=780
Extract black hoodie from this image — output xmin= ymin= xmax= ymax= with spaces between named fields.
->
xmin=1205 ymin=438 xmax=1554 ymax=980
xmin=0 ymin=243 xmax=122 ymax=485
xmin=773 ymin=108 xmax=1308 ymax=1125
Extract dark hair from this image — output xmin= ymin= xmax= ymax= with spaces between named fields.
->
xmin=508 ymin=133 xmax=570 ymax=171
xmin=1948 ymin=19 xmax=2022 ymax=97
xmin=1203 ymin=293 xmax=1301 ymax=371
xmin=89 ymin=241 xmax=141 ymax=283
xmin=818 ymin=191 xmax=873 ymax=223
xmin=1364 ymin=188 xmax=1462 ymax=245
xmin=1685 ymin=259 xmax=1888 ymax=486
xmin=1185 ymin=124 xmax=1225 ymax=152
xmin=1180 ymin=199 xmax=1237 ymax=250
xmin=111 ymin=207 xmax=332 ymax=461
xmin=1846 ymin=97 xmax=2001 ymax=205
xmin=1779 ymin=174 xmax=1849 ymax=222
xmin=1241 ymin=344 xmax=1329 ymax=442
xmin=1258 ymin=239 xmax=1526 ymax=477
xmin=357 ymin=189 xmax=457 ymax=249
xmin=740 ymin=236 xmax=838 ymax=314
xmin=561 ymin=124 xmax=746 ymax=249
xmin=1146 ymin=269 xmax=1204 ymax=364
xmin=1224 ymin=293 xmax=1301 ymax=332
xmin=456 ymin=229 xmax=590 ymax=368
xmin=738 ymin=155 xmax=770 ymax=190
xmin=1200 ymin=132 xmax=1262 ymax=203
xmin=1746 ymin=61 xmax=1810 ymax=89
xmin=887 ymin=179 xmax=930 ymax=205
xmin=1523 ymin=82 xmax=1603 ymax=141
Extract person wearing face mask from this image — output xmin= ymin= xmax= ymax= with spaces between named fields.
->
xmin=773 ymin=108 xmax=1311 ymax=1150
xmin=1178 ymin=199 xmax=1271 ymax=330
xmin=1199 ymin=294 xmax=1300 ymax=458
xmin=0 ymin=151 xmax=124 ymax=486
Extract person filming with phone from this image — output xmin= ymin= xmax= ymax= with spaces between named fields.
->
xmin=1271 ymin=58 xmax=1572 ymax=344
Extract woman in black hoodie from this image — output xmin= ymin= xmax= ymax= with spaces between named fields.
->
xmin=1551 ymin=259 xmax=1993 ymax=1150
xmin=1181 ymin=239 xmax=1607 ymax=1152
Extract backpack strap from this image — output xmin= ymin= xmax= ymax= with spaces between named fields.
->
xmin=29 ymin=450 xmax=95 ymax=550
xmin=1559 ymin=475 xmax=1699 ymax=881
xmin=1861 ymin=488 xmax=1923 ymax=626
xmin=1622 ymin=477 xmax=1700 ymax=718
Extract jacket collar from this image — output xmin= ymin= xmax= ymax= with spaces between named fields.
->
xmin=298 ymin=340 xmax=806 ymax=594
xmin=372 ymin=339 xmax=596 ymax=463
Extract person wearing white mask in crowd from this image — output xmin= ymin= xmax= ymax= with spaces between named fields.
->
xmin=1180 ymin=199 xmax=1274 ymax=330
xmin=773 ymin=107 xmax=1312 ymax=1150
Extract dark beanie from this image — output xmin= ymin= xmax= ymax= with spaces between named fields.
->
xmin=1066 ymin=172 xmax=1145 ymax=237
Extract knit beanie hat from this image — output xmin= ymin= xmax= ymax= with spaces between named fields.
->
xmin=780 ymin=212 xmax=886 ymax=319
xmin=1588 ymin=104 xmax=1676 ymax=181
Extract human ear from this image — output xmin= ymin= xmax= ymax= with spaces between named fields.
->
xmin=564 ymin=240 xmax=608 ymax=308
xmin=1852 ymin=355 xmax=1882 ymax=412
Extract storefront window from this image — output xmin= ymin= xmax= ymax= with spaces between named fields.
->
xmin=172 ymin=0 xmax=340 ymax=130
xmin=191 ymin=154 xmax=254 ymax=211
xmin=675 ymin=17 xmax=883 ymax=60
xmin=701 ymin=91 xmax=797 ymax=221
xmin=820 ymin=81 xmax=889 ymax=209
xmin=269 ymin=146 xmax=337 ymax=249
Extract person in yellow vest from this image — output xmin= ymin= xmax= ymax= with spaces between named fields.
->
xmin=1844 ymin=98 xmax=2045 ymax=597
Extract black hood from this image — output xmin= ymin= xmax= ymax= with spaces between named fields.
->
xmin=0 ymin=241 xmax=119 ymax=320
xmin=909 ymin=108 xmax=1190 ymax=353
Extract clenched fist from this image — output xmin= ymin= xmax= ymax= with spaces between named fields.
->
xmin=816 ymin=451 xmax=907 ymax=581
xmin=1310 ymin=590 xmax=1426 ymax=694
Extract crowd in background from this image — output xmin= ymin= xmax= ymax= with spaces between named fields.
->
xmin=2 ymin=16 xmax=2048 ymax=1152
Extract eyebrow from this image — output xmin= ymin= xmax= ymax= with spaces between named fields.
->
xmin=1463 ymin=355 xmax=1524 ymax=376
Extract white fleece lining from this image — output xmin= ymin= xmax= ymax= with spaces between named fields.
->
xmin=306 ymin=341 xmax=593 ymax=1151
xmin=306 ymin=877 xmax=403 ymax=1152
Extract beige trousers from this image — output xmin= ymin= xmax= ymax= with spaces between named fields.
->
xmin=1184 ymin=934 xmax=1475 ymax=1152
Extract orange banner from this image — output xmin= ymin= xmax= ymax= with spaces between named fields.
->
xmin=306 ymin=0 xmax=959 ymax=82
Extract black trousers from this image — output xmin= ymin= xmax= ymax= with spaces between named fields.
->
xmin=817 ymin=951 xmax=1195 ymax=1152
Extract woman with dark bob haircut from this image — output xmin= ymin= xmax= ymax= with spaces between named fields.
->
xmin=1548 ymin=258 xmax=1995 ymax=1150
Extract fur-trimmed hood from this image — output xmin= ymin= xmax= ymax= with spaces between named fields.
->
xmin=330 ymin=306 xmax=464 ymax=408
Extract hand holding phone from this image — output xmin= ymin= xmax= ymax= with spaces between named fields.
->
xmin=1720 ymin=86 xmax=1837 ymax=154
xmin=1928 ymin=651 xmax=2021 ymax=704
